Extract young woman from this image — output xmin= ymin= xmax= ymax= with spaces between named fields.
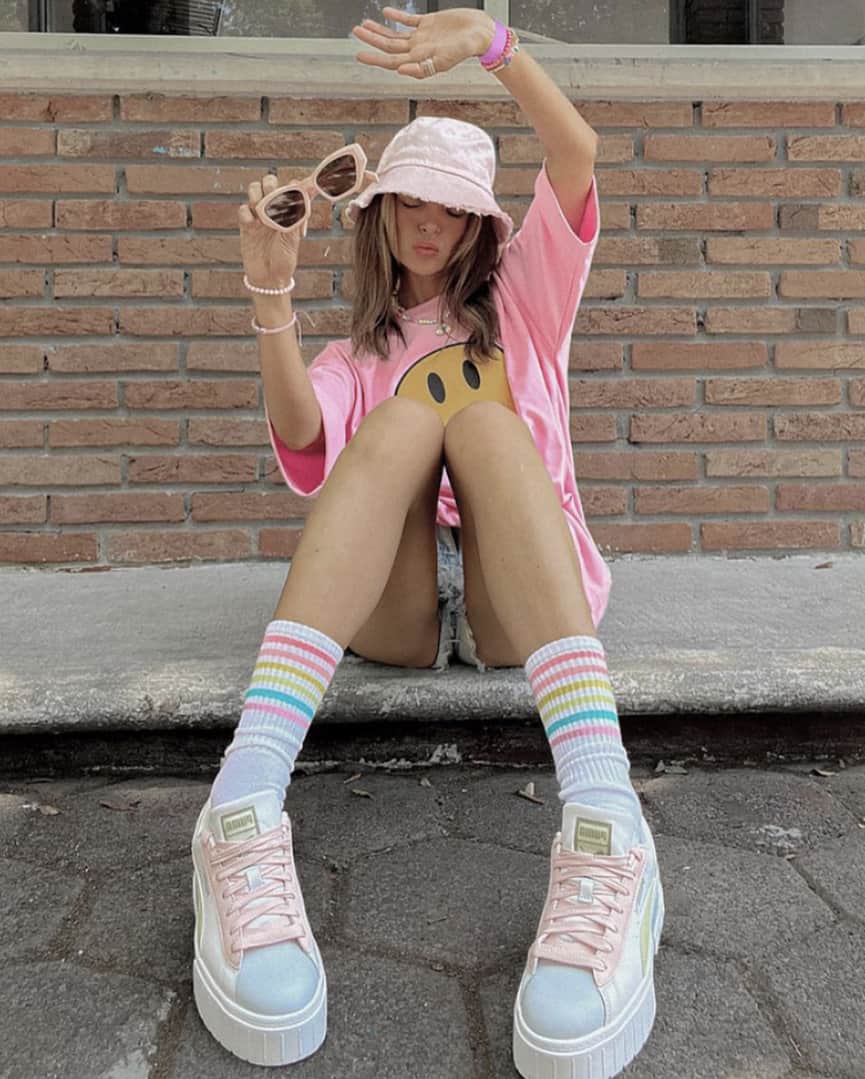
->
xmin=190 ymin=8 xmax=664 ymax=1078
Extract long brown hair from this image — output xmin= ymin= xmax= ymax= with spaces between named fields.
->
xmin=350 ymin=192 xmax=502 ymax=365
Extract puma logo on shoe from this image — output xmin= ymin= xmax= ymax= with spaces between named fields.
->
xmin=219 ymin=807 xmax=260 ymax=842
xmin=573 ymin=817 xmax=612 ymax=856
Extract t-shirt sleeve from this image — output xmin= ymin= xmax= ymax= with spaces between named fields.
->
xmin=495 ymin=158 xmax=600 ymax=359
xmin=266 ymin=339 xmax=362 ymax=499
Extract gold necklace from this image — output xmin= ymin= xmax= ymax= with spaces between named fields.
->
xmin=392 ymin=286 xmax=451 ymax=337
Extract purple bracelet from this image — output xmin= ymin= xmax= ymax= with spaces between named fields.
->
xmin=479 ymin=19 xmax=508 ymax=67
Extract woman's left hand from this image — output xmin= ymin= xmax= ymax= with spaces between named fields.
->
xmin=352 ymin=6 xmax=496 ymax=79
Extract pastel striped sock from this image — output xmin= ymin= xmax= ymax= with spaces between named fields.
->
xmin=210 ymin=619 xmax=343 ymax=809
xmin=525 ymin=634 xmax=641 ymax=825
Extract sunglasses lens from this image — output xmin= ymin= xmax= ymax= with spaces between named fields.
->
xmin=263 ymin=189 xmax=306 ymax=229
xmin=317 ymin=153 xmax=359 ymax=198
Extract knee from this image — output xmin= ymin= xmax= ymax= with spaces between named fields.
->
xmin=444 ymin=401 xmax=530 ymax=456
xmin=351 ymin=397 xmax=444 ymax=463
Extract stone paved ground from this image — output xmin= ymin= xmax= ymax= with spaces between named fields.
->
xmin=1 ymin=761 xmax=863 ymax=1079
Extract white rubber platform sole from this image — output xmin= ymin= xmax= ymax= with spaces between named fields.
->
xmin=513 ymin=881 xmax=665 ymax=1079
xmin=193 ymin=950 xmax=326 ymax=1067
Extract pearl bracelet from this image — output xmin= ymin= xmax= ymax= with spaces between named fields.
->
xmin=244 ymin=274 xmax=295 ymax=295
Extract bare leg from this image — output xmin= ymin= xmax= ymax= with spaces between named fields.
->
xmin=444 ymin=401 xmax=595 ymax=663
xmin=273 ymin=398 xmax=445 ymax=650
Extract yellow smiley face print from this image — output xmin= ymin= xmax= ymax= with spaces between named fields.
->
xmin=394 ymin=344 xmax=515 ymax=425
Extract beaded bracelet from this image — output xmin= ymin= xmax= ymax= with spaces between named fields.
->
xmin=479 ymin=19 xmax=508 ymax=67
xmin=251 ymin=312 xmax=302 ymax=347
xmin=485 ymin=28 xmax=520 ymax=73
xmin=243 ymin=274 xmax=295 ymax=295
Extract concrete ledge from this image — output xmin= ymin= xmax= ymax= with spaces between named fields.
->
xmin=2 ymin=553 xmax=863 ymax=736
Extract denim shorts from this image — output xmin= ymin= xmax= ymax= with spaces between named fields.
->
xmin=432 ymin=525 xmax=487 ymax=672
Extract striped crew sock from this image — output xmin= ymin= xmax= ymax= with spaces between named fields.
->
xmin=525 ymin=634 xmax=642 ymax=826
xmin=210 ymin=619 xmax=344 ymax=809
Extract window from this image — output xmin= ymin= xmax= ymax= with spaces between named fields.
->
xmin=18 ymin=0 xmax=865 ymax=43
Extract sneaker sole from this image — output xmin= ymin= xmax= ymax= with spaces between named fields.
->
xmin=513 ymin=880 xmax=665 ymax=1079
xmin=193 ymin=949 xmax=326 ymax=1067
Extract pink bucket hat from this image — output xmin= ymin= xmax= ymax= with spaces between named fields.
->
xmin=345 ymin=116 xmax=514 ymax=246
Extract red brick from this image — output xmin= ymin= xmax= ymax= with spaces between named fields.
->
xmin=118 ymin=308 xmax=252 ymax=337
xmin=0 ymin=307 xmax=114 ymax=337
xmin=0 ymin=165 xmax=115 ymax=194
xmin=780 ymin=272 xmax=865 ymax=299
xmin=0 ymin=534 xmax=98 ymax=564
xmin=47 ymin=344 xmax=178 ymax=374
xmin=496 ymin=168 xmax=543 ymax=197
xmin=577 ymin=102 xmax=694 ymax=128
xmin=704 ymin=377 xmax=841 ymax=406
xmin=582 ymin=271 xmax=627 ymax=300
xmin=573 ymin=307 xmax=696 ymax=336
xmin=1 ymin=382 xmax=117 ymax=410
xmin=570 ymin=378 xmax=695 ymax=408
xmin=568 ymin=343 xmax=623 ymax=372
xmin=567 ymin=414 xmax=618 ymax=442
xmin=0 ymin=456 xmax=120 ymax=486
xmin=850 ymin=379 xmax=865 ymax=406
xmin=853 ymin=523 xmax=865 ymax=548
xmin=121 ymin=95 xmax=261 ymax=122
xmin=775 ymin=342 xmax=865 ymax=369
xmin=0 ymin=421 xmax=43 ymax=448
xmin=816 ymin=205 xmax=865 ymax=230
xmin=705 ymin=450 xmax=841 ymax=477
xmin=578 ymin=487 xmax=627 ymax=517
xmin=1 ymin=235 xmax=112 ymax=263
xmin=637 ymin=272 xmax=771 ymax=299
xmin=0 ymin=346 xmax=43 ymax=375
xmin=272 ymin=99 xmax=408 ymax=125
xmin=124 ymin=380 xmax=258 ymax=411
xmin=632 ymin=342 xmax=767 ymax=370
xmin=708 ymin=169 xmax=840 ymax=198
xmin=635 ymin=485 xmax=770 ymax=515
xmin=590 ymin=523 xmax=692 ymax=553
xmin=842 ymin=105 xmax=865 ymax=127
xmin=775 ymin=413 xmax=865 ymax=440
xmin=259 ymin=528 xmax=304 ymax=558
xmin=51 ymin=493 xmax=186 ymax=524
xmin=205 ymin=131 xmax=342 ymax=159
xmin=128 ymin=455 xmax=257 ymax=484
xmin=706 ymin=237 xmax=841 ymax=265
xmin=705 ymin=308 xmax=797 ymax=334
xmin=0 ymin=271 xmax=44 ymax=298
xmin=645 ymin=135 xmax=775 ymax=162
xmin=776 ymin=484 xmax=865 ymax=512
xmin=187 ymin=418 xmax=269 ymax=445
xmin=58 ymin=129 xmax=200 ymax=159
xmin=117 ymin=235 xmax=238 ymax=264
xmin=595 ymin=237 xmax=701 ymax=265
xmin=191 ymin=491 xmax=310 ymax=521
xmin=125 ymin=164 xmax=306 ymax=196
xmin=596 ymin=170 xmax=702 ymax=196
xmin=0 ymin=496 xmax=46 ymax=525
xmin=573 ymin=451 xmax=698 ymax=481
xmin=0 ymin=95 xmax=112 ymax=121
xmin=703 ymin=102 xmax=836 ymax=128
xmin=56 ymin=200 xmax=187 ymax=230
xmin=788 ymin=136 xmax=865 ymax=161
xmin=49 ymin=419 xmax=180 ymax=448
xmin=630 ymin=413 xmax=766 ymax=443
xmin=702 ymin=521 xmax=840 ymax=551
xmin=0 ymin=127 xmax=55 ymax=155
xmin=0 ymin=200 xmax=53 ymax=228
xmin=597 ymin=204 xmax=632 ymax=231
xmin=596 ymin=137 xmax=635 ymax=164
xmin=850 ymin=310 xmax=865 ymax=333
xmin=637 ymin=203 xmax=774 ymax=231
xmin=186 ymin=343 xmax=258 ymax=374
xmin=54 ymin=270 xmax=184 ymax=299
xmin=106 ymin=530 xmax=252 ymax=563
xmin=848 ymin=450 xmax=865 ymax=477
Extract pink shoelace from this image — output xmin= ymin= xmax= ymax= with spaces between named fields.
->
xmin=209 ymin=821 xmax=308 ymax=958
xmin=532 ymin=843 xmax=641 ymax=973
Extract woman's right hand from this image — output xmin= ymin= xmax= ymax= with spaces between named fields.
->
xmin=238 ymin=174 xmax=304 ymax=289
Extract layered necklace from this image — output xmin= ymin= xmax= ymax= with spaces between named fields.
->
xmin=391 ymin=284 xmax=452 ymax=337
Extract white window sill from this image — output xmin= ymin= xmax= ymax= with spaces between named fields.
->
xmin=0 ymin=34 xmax=864 ymax=98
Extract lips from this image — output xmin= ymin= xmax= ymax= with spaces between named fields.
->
xmin=414 ymin=244 xmax=439 ymax=255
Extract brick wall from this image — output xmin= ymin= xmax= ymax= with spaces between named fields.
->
xmin=1 ymin=92 xmax=864 ymax=566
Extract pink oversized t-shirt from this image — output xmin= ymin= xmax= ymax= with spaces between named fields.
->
xmin=266 ymin=159 xmax=612 ymax=627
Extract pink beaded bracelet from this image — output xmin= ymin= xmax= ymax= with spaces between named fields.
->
xmin=479 ymin=19 xmax=508 ymax=67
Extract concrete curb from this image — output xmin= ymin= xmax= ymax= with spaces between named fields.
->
xmin=3 ymin=553 xmax=864 ymax=735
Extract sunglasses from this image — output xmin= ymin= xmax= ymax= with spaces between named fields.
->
xmin=254 ymin=143 xmax=377 ymax=234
